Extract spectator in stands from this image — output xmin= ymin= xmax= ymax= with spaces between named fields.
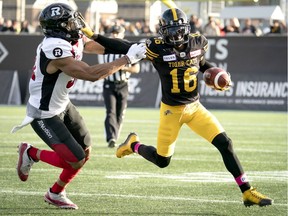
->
xmin=241 ymin=18 xmax=257 ymax=35
xmin=99 ymin=18 xmax=112 ymax=34
xmin=223 ymin=17 xmax=240 ymax=35
xmin=280 ymin=20 xmax=287 ymax=33
xmin=269 ymin=20 xmax=286 ymax=34
xmin=196 ymin=18 xmax=203 ymax=34
xmin=20 ymin=20 xmax=30 ymax=33
xmin=115 ymin=17 xmax=126 ymax=27
xmin=189 ymin=14 xmax=197 ymax=33
xmin=12 ymin=20 xmax=20 ymax=33
xmin=1 ymin=19 xmax=17 ymax=32
xmin=126 ymin=23 xmax=140 ymax=36
xmin=142 ymin=24 xmax=153 ymax=36
xmin=135 ymin=21 xmax=144 ymax=34
xmin=0 ymin=17 xmax=4 ymax=31
xmin=215 ymin=18 xmax=226 ymax=36
xmin=189 ymin=14 xmax=202 ymax=33
xmin=203 ymin=16 xmax=220 ymax=36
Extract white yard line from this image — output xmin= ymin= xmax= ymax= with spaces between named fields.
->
xmin=104 ymin=170 xmax=288 ymax=182
xmin=0 ymin=189 xmax=286 ymax=207
xmin=1 ymin=167 xmax=287 ymax=182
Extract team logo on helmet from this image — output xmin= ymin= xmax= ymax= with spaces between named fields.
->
xmin=50 ymin=7 xmax=62 ymax=17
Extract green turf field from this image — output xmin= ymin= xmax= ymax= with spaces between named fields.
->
xmin=0 ymin=106 xmax=287 ymax=216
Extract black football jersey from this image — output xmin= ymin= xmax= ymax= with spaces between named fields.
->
xmin=145 ymin=33 xmax=208 ymax=106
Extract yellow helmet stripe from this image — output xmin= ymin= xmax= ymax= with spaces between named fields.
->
xmin=171 ymin=8 xmax=178 ymax=21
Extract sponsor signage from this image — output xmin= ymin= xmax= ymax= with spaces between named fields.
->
xmin=0 ymin=35 xmax=286 ymax=111
xmin=199 ymin=36 xmax=287 ymax=111
xmin=69 ymin=59 xmax=159 ymax=107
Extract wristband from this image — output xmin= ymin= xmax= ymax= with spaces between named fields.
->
xmin=124 ymin=55 xmax=131 ymax=64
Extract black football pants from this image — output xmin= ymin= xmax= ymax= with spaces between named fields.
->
xmin=103 ymin=81 xmax=128 ymax=142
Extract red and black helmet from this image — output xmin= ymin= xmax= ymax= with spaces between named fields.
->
xmin=159 ymin=8 xmax=191 ymax=46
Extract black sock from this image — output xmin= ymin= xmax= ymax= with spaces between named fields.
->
xmin=240 ymin=183 xmax=251 ymax=193
xmin=131 ymin=143 xmax=136 ymax=152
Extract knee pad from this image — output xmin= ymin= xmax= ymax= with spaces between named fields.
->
xmin=212 ymin=132 xmax=233 ymax=153
xmin=156 ymin=155 xmax=172 ymax=168
xmin=73 ymin=147 xmax=91 ymax=169
xmin=70 ymin=158 xmax=86 ymax=170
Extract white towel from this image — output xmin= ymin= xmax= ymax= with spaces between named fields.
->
xmin=11 ymin=116 xmax=34 ymax=133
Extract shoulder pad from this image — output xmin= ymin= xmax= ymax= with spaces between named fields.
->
xmin=145 ymin=37 xmax=163 ymax=60
xmin=188 ymin=33 xmax=208 ymax=51
xmin=42 ymin=37 xmax=73 ymax=60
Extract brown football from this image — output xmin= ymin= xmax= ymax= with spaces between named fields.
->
xmin=203 ymin=67 xmax=231 ymax=90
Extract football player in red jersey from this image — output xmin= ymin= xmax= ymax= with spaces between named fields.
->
xmin=83 ymin=8 xmax=273 ymax=207
xmin=12 ymin=3 xmax=145 ymax=209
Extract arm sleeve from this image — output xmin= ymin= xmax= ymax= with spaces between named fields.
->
xmin=199 ymin=59 xmax=214 ymax=73
xmin=198 ymin=34 xmax=213 ymax=73
xmin=93 ymin=34 xmax=134 ymax=54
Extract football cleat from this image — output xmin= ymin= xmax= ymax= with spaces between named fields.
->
xmin=116 ymin=132 xmax=140 ymax=158
xmin=17 ymin=142 xmax=36 ymax=181
xmin=44 ymin=189 xmax=78 ymax=210
xmin=243 ymin=187 xmax=273 ymax=207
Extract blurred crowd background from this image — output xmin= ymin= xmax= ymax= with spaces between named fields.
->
xmin=0 ymin=0 xmax=287 ymax=37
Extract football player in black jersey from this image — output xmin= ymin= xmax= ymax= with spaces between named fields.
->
xmin=81 ymin=8 xmax=272 ymax=207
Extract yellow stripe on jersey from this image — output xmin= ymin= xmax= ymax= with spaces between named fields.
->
xmin=146 ymin=47 xmax=159 ymax=59
xmin=203 ymin=44 xmax=208 ymax=52
xmin=189 ymin=33 xmax=201 ymax=37
xmin=146 ymin=48 xmax=158 ymax=57
xmin=171 ymin=8 xmax=178 ymax=21
xmin=146 ymin=55 xmax=154 ymax=61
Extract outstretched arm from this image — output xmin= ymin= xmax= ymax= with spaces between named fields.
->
xmin=93 ymin=35 xmax=133 ymax=54
xmin=49 ymin=43 xmax=146 ymax=81
xmin=80 ymin=15 xmax=134 ymax=54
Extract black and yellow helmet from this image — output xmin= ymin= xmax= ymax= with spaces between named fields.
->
xmin=159 ymin=8 xmax=191 ymax=46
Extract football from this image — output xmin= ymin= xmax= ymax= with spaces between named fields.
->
xmin=203 ymin=67 xmax=231 ymax=90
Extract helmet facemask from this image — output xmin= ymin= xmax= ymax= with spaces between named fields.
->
xmin=160 ymin=24 xmax=190 ymax=46
xmin=59 ymin=12 xmax=84 ymax=41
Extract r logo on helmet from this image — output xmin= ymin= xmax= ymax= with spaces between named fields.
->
xmin=50 ymin=7 xmax=61 ymax=17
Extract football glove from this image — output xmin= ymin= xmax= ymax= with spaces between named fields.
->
xmin=125 ymin=43 xmax=146 ymax=64
xmin=78 ymin=13 xmax=95 ymax=39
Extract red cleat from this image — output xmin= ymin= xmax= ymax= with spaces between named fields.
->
xmin=17 ymin=142 xmax=35 ymax=181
